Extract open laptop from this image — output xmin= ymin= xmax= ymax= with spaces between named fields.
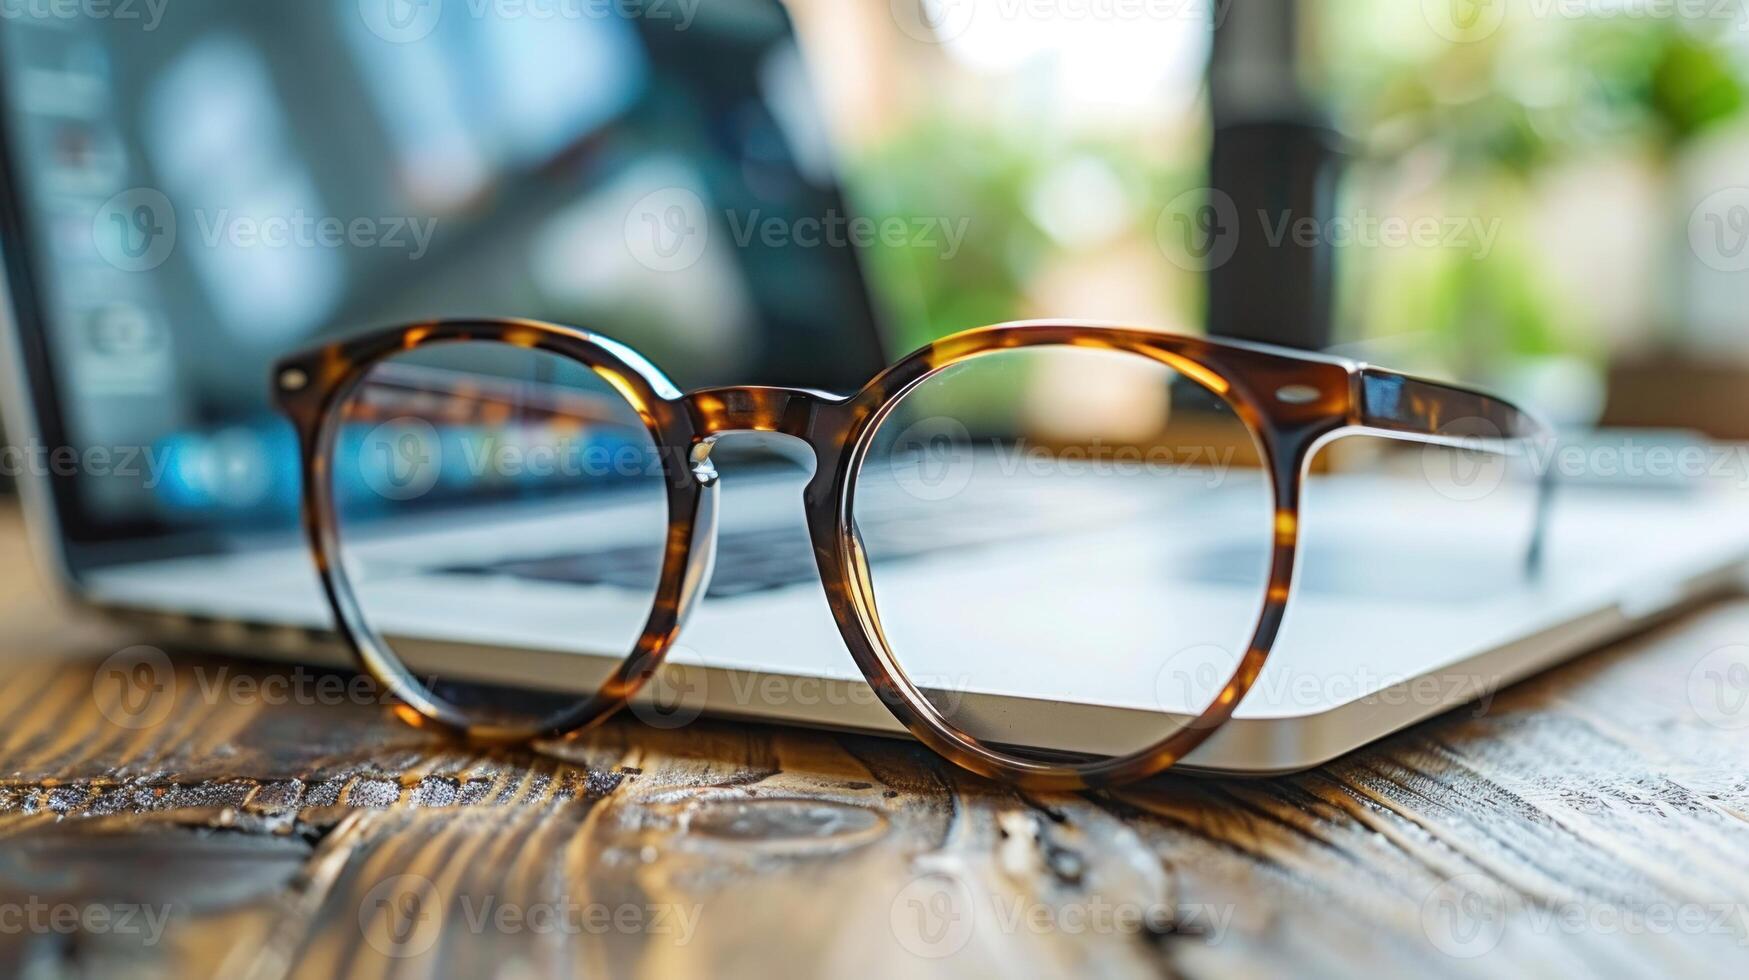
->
xmin=3 ymin=3 xmax=1747 ymax=774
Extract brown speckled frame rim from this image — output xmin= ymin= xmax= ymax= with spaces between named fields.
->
xmin=272 ymin=318 xmax=1552 ymax=792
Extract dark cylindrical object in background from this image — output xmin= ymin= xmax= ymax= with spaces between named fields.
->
xmin=1206 ymin=0 xmax=1343 ymax=351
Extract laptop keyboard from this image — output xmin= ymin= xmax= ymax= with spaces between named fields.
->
xmin=446 ymin=525 xmax=812 ymax=600
xmin=440 ymin=499 xmax=1026 ymax=600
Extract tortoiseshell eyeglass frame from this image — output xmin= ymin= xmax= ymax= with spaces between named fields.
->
xmin=273 ymin=318 xmax=1553 ymax=791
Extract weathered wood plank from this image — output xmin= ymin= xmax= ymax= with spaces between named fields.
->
xmin=0 ymin=504 xmax=1745 ymax=978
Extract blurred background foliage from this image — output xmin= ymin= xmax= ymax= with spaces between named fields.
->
xmin=797 ymin=0 xmax=1749 ymax=426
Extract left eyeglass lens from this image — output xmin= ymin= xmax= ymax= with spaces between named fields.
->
xmin=325 ymin=341 xmax=672 ymax=731
xmin=849 ymin=344 xmax=1276 ymax=764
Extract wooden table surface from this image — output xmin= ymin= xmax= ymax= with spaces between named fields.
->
xmin=1 ymin=506 xmax=1746 ymax=979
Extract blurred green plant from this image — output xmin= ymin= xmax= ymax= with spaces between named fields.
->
xmin=1318 ymin=1 xmax=1749 ymax=370
xmin=846 ymin=115 xmax=1208 ymax=353
xmin=1329 ymin=8 xmax=1745 ymax=161
xmin=845 ymin=3 xmax=1749 ymax=379
xmin=844 ymin=117 xmax=1051 ymax=355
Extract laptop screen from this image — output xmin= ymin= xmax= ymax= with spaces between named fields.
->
xmin=0 ymin=0 xmax=887 ymax=565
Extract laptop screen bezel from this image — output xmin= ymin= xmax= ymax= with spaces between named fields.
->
xmin=0 ymin=15 xmax=896 ymax=579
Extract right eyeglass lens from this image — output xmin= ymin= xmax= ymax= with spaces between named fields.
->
xmin=850 ymin=344 xmax=1276 ymax=763
xmin=324 ymin=340 xmax=671 ymax=732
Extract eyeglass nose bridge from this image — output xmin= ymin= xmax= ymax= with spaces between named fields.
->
xmin=684 ymin=385 xmax=840 ymax=440
xmin=670 ymin=386 xmax=842 ymax=628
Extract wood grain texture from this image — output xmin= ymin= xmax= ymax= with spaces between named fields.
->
xmin=0 ymin=507 xmax=1745 ymax=978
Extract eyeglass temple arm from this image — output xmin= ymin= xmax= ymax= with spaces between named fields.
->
xmin=1353 ymin=367 xmax=1557 ymax=574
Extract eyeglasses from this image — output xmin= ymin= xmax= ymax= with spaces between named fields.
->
xmin=273 ymin=318 xmax=1551 ymax=790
